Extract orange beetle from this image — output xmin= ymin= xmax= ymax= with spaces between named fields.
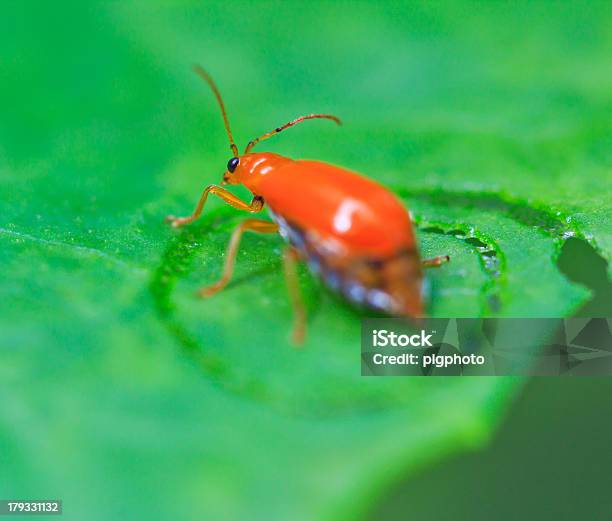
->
xmin=166 ymin=66 xmax=449 ymax=342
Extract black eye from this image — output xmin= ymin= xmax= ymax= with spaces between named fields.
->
xmin=227 ymin=157 xmax=239 ymax=173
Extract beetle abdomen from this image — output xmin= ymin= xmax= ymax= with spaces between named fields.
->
xmin=270 ymin=209 xmax=423 ymax=317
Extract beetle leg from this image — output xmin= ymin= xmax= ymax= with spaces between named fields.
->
xmin=165 ymin=185 xmax=264 ymax=228
xmin=422 ymin=255 xmax=450 ymax=268
xmin=282 ymin=247 xmax=307 ymax=346
xmin=198 ymin=218 xmax=279 ymax=297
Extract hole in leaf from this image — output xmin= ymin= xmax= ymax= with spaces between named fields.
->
xmin=557 ymin=237 xmax=611 ymax=317
xmin=447 ymin=229 xmax=465 ymax=237
xmin=464 ymin=237 xmax=489 ymax=249
xmin=420 ymin=226 xmax=445 ymax=234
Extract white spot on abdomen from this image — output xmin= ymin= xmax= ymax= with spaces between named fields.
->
xmin=333 ymin=199 xmax=360 ymax=234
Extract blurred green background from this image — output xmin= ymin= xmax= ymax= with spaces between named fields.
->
xmin=1 ymin=1 xmax=611 ymax=520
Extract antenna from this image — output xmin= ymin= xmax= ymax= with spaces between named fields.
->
xmin=192 ymin=65 xmax=239 ymax=157
xmin=244 ymin=114 xmax=341 ymax=154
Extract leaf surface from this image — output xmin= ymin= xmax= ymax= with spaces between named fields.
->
xmin=1 ymin=2 xmax=610 ymax=520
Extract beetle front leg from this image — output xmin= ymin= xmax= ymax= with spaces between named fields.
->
xmin=198 ymin=218 xmax=279 ymax=297
xmin=165 ymin=185 xmax=264 ymax=228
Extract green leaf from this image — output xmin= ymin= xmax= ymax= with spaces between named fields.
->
xmin=1 ymin=2 xmax=610 ymax=521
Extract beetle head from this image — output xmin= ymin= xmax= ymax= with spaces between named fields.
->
xmin=222 ymin=156 xmax=240 ymax=185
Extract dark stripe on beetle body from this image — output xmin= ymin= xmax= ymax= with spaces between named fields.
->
xmin=267 ymin=207 xmax=403 ymax=312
